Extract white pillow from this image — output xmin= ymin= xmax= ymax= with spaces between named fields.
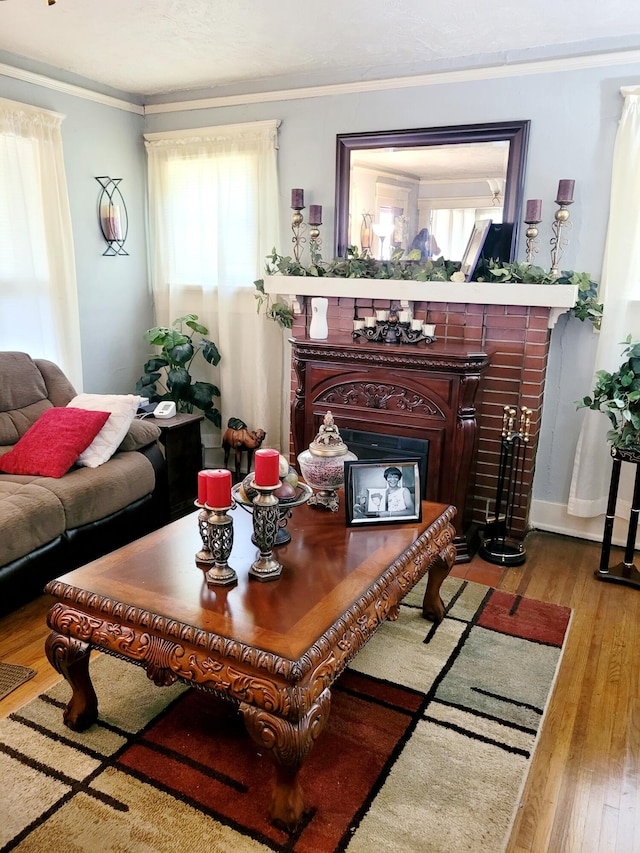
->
xmin=67 ymin=394 xmax=140 ymax=468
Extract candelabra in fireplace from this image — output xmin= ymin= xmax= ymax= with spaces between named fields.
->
xmin=480 ymin=405 xmax=532 ymax=566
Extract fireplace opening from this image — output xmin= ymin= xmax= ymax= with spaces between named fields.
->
xmin=340 ymin=428 xmax=429 ymax=499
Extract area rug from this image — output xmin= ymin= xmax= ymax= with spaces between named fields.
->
xmin=0 ymin=662 xmax=36 ymax=702
xmin=0 ymin=576 xmax=571 ymax=853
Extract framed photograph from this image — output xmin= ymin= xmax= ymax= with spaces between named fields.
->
xmin=460 ymin=219 xmax=493 ymax=281
xmin=344 ymin=458 xmax=422 ymax=527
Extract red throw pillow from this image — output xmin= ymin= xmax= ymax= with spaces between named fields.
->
xmin=0 ymin=407 xmax=111 ymax=478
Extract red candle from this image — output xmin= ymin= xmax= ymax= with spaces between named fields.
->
xmin=309 ymin=204 xmax=322 ymax=225
xmin=206 ymin=469 xmax=232 ymax=508
xmin=197 ymin=470 xmax=209 ymax=504
xmin=291 ymin=188 xmax=304 ymax=209
xmin=525 ymin=199 xmax=542 ymax=222
xmin=254 ymin=448 xmax=280 ymax=487
xmin=556 ymin=179 xmax=575 ymax=204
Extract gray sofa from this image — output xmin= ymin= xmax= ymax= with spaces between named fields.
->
xmin=0 ymin=352 xmax=167 ymax=614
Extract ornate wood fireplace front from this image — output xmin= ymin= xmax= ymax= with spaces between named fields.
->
xmin=290 ymin=335 xmax=490 ymax=561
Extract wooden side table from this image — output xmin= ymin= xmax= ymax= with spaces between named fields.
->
xmin=155 ymin=413 xmax=204 ymax=521
xmin=596 ymin=445 xmax=640 ymax=588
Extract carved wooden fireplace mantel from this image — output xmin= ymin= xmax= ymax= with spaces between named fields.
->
xmin=291 ymin=335 xmax=490 ymax=561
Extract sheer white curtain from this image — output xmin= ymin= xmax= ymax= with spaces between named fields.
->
xmin=431 ymin=208 xmax=477 ymax=260
xmin=0 ymin=98 xmax=82 ymax=388
xmin=568 ymin=87 xmax=640 ymax=519
xmin=144 ymin=120 xmax=284 ymax=461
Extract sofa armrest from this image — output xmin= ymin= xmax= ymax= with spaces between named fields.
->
xmin=117 ymin=418 xmax=162 ymax=452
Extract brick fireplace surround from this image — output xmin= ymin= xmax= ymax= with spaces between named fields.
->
xmin=277 ymin=283 xmax=575 ymax=548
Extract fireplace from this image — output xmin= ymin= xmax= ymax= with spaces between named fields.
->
xmin=280 ymin=279 xmax=576 ymax=560
xmin=289 ymin=334 xmax=489 ymax=561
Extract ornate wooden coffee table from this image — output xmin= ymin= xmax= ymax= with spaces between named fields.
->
xmin=45 ymin=499 xmax=456 ymax=829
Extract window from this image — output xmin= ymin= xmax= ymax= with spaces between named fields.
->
xmin=0 ymin=98 xmax=81 ymax=387
xmin=144 ymin=121 xmax=285 ymax=461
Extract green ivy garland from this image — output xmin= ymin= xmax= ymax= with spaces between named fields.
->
xmin=254 ymin=246 xmax=603 ymax=331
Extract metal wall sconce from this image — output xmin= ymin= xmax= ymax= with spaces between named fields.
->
xmin=95 ymin=176 xmax=128 ymax=256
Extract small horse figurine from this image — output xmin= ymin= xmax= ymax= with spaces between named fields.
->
xmin=222 ymin=417 xmax=267 ymax=482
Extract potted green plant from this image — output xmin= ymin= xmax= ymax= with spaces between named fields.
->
xmin=135 ymin=314 xmax=222 ymax=427
xmin=578 ymin=335 xmax=640 ymax=450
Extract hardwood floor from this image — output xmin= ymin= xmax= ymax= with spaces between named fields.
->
xmin=1 ymin=530 xmax=638 ymax=852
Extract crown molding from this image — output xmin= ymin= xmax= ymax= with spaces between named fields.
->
xmin=144 ymin=48 xmax=640 ymax=115
xmin=2 ymin=47 xmax=640 ymax=117
xmin=0 ymin=61 xmax=144 ymax=115
xmin=143 ymin=118 xmax=281 ymax=142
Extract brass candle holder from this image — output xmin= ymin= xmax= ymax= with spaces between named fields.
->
xmin=523 ymin=199 xmax=542 ymax=264
xmin=549 ymin=202 xmax=573 ymax=279
xmin=524 ymin=218 xmax=542 ymax=264
xmin=360 ymin=212 xmax=373 ymax=257
xmin=249 ymin=482 xmax=283 ymax=581
xmin=549 ymin=182 xmax=575 ymax=279
xmin=194 ymin=500 xmax=237 ymax=587
xmin=291 ymin=192 xmax=306 ymax=263
xmin=308 ymin=204 xmax=322 ymax=253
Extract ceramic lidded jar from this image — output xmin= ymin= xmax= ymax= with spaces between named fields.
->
xmin=297 ymin=411 xmax=357 ymax=511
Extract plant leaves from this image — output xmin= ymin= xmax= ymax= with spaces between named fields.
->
xmin=203 ymin=408 xmax=222 ymax=428
xmin=166 ymin=366 xmax=190 ymax=397
xmin=199 ymin=339 xmax=221 ymax=366
xmin=143 ymin=357 xmax=168 ymax=372
xmin=185 ymin=319 xmax=209 ymax=335
xmin=189 ymin=381 xmax=221 ymax=408
xmin=167 ymin=342 xmax=195 ymax=365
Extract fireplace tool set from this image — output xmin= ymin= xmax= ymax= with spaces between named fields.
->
xmin=480 ymin=405 xmax=532 ymax=566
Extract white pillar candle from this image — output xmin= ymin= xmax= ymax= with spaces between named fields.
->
xmin=364 ymin=316 xmax=376 ymax=327
xmin=376 ymin=310 xmax=388 ymax=322
xmin=411 ymin=318 xmax=423 ymax=331
xmin=353 ymin=319 xmax=366 ymax=330
xmin=399 ymin=310 xmax=411 ymax=323
xmin=422 ymin=323 xmax=436 ymax=337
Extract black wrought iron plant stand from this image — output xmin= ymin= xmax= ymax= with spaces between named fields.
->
xmin=595 ymin=445 xmax=640 ymax=588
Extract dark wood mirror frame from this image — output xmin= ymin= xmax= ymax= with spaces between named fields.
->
xmin=334 ymin=120 xmax=530 ymax=263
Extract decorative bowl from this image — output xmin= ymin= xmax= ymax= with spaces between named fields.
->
xmin=231 ymin=481 xmax=312 ymax=546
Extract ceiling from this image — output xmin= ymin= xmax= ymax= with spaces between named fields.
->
xmin=352 ymin=143 xmax=509 ymax=185
xmin=0 ymin=0 xmax=639 ymax=100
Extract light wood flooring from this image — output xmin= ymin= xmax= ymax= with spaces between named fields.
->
xmin=0 ymin=530 xmax=638 ymax=852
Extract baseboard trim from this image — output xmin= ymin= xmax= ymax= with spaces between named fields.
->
xmin=529 ymin=499 xmax=634 ymax=548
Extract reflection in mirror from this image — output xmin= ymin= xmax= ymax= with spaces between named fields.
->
xmin=335 ymin=122 xmax=530 ymax=267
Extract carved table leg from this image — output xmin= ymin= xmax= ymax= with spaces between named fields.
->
xmin=240 ymin=688 xmax=331 ymax=831
xmin=387 ymin=603 xmax=401 ymax=621
xmin=422 ymin=544 xmax=457 ymax=624
xmin=45 ymin=630 xmax=98 ymax=731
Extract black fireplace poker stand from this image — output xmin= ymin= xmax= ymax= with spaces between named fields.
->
xmin=479 ymin=405 xmax=532 ymax=567
xmin=595 ymin=445 xmax=640 ymax=589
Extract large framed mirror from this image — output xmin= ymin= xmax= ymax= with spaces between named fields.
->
xmin=335 ymin=121 xmax=530 ymax=267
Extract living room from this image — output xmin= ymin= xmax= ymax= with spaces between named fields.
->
xmin=1 ymin=2 xmax=640 ymax=851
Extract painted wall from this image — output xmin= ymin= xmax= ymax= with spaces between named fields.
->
xmin=2 ymin=56 xmax=639 ymax=529
xmin=0 ymin=74 xmax=152 ymax=395
xmin=145 ymin=60 xmax=640 ymax=520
